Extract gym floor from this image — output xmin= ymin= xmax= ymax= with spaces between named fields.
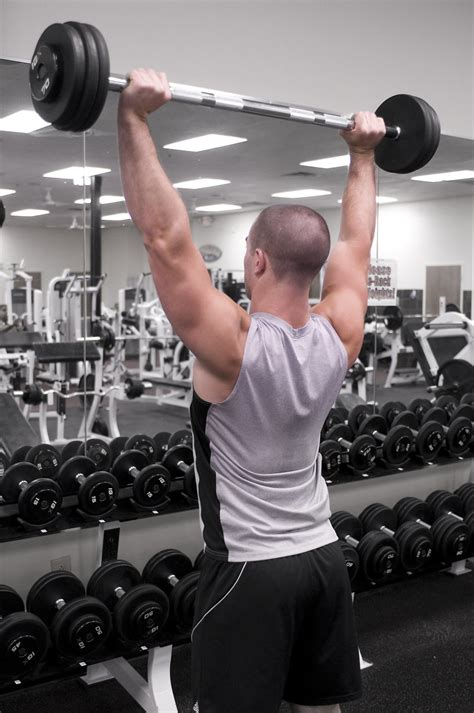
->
xmin=10 ymin=378 xmax=473 ymax=712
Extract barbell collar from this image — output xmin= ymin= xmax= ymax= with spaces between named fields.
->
xmin=108 ymin=74 xmax=400 ymax=138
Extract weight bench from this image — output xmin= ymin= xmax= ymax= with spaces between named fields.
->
xmin=0 ymin=393 xmax=39 ymax=458
xmin=0 ymin=331 xmax=43 ymax=350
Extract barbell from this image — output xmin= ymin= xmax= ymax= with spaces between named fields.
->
xmin=29 ymin=21 xmax=441 ymax=174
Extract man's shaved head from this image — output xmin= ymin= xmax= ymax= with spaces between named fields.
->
xmin=248 ymin=205 xmax=330 ymax=283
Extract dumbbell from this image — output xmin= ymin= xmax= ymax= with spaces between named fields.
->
xmin=22 ymin=383 xmax=45 ymax=405
xmin=420 ymin=406 xmax=472 ymax=457
xmin=60 ymin=439 xmax=112 ymax=472
xmin=339 ymin=542 xmax=360 ymax=583
xmin=394 ymin=497 xmax=470 ymax=563
xmin=319 ymin=439 xmax=342 ymax=479
xmin=142 ymin=549 xmax=200 ymax=631
xmin=324 ymin=424 xmax=377 ymax=473
xmin=124 ymin=377 xmax=145 ymax=399
xmin=408 ymin=398 xmax=433 ymax=424
xmin=153 ymin=429 xmax=193 ymax=462
xmin=112 ymin=449 xmax=171 ymax=508
xmin=0 ymin=585 xmax=49 ymax=679
xmin=425 ymin=490 xmax=474 ymax=554
xmin=389 ymin=411 xmax=445 ymax=462
xmin=347 ymin=404 xmax=377 ymax=435
xmin=27 ymin=571 xmax=112 ymax=659
xmin=0 ymin=462 xmax=62 ymax=526
xmin=87 ymin=560 xmax=169 ymax=647
xmin=448 ymin=404 xmax=474 ymax=451
xmin=379 ymin=401 xmax=406 ymax=424
xmin=454 ymin=483 xmax=474 ymax=515
xmin=57 ymin=456 xmax=119 ymax=517
xmin=10 ymin=444 xmax=60 ymax=480
xmin=123 ymin=434 xmax=158 ymax=464
xmin=359 ymin=503 xmax=433 ymax=572
xmin=161 ymin=444 xmax=196 ymax=500
xmin=321 ymin=408 xmax=347 ymax=438
xmin=434 ymin=395 xmax=458 ymax=420
xmin=330 ymin=511 xmax=399 ymax=583
xmin=355 ymin=414 xmax=413 ymax=466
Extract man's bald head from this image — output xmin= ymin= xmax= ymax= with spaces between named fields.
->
xmin=248 ymin=205 xmax=330 ymax=284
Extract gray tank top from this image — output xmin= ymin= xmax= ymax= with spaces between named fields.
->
xmin=190 ymin=311 xmax=348 ymax=562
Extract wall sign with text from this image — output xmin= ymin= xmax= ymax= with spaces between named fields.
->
xmin=367 ymin=259 xmax=397 ymax=306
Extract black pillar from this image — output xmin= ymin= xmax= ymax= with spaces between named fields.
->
xmin=90 ymin=175 xmax=102 ymax=316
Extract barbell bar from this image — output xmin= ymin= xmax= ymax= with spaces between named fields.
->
xmin=29 ymin=21 xmax=441 ymax=174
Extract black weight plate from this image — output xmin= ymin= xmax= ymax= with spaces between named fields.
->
xmin=436 ymin=359 xmax=474 ymax=388
xmin=0 ymin=612 xmax=49 ymax=678
xmin=358 ymin=531 xmax=398 ymax=583
xmin=18 ymin=479 xmax=62 ymax=525
xmin=162 ymin=445 xmax=194 ymax=478
xmin=393 ymin=497 xmax=432 ymax=527
xmin=142 ymin=549 xmax=193 ymax=593
xmin=451 ymin=404 xmax=474 ymax=422
xmin=27 ymin=571 xmax=85 ymax=625
xmin=171 ymin=572 xmax=200 ymax=631
xmin=29 ymin=23 xmax=87 ymax=128
xmin=382 ymin=426 xmax=413 ymax=466
xmin=0 ymin=463 xmax=41 ymax=502
xmin=10 ymin=446 xmax=32 ymax=465
xmin=325 ymin=423 xmax=352 ymax=443
xmin=58 ymin=456 xmax=96 ymax=494
xmin=319 ymin=440 xmax=342 ymax=478
xmin=0 ymin=585 xmax=24 ymax=617
xmin=347 ymin=435 xmax=377 ymax=472
xmin=153 ymin=432 xmax=171 ymax=461
xmin=330 ymin=511 xmax=363 ymax=542
xmin=61 ymin=22 xmax=100 ymax=132
xmin=392 ymin=410 xmax=418 ymax=430
xmin=322 ymin=408 xmax=344 ymax=437
xmin=112 ymin=449 xmax=148 ymax=485
xmin=375 ymin=94 xmax=440 ymax=174
xmin=80 ymin=23 xmax=110 ymax=130
xmin=78 ymin=439 xmax=112 ymax=471
xmin=408 ymin=398 xmax=432 ymax=423
xmin=382 ymin=306 xmax=403 ymax=331
xmin=359 ymin=503 xmax=397 ymax=533
xmin=110 ymin=436 xmax=128 ymax=464
xmin=339 ymin=542 xmax=360 ymax=583
xmin=78 ymin=472 xmax=119 ymax=516
xmin=431 ymin=515 xmax=469 ymax=563
xmin=26 ymin=444 xmax=60 ymax=479
xmin=88 ymin=560 xmax=141 ymax=609
xmin=168 ymin=429 xmax=193 ymax=449
xmin=445 ymin=417 xmax=472 ymax=456
xmin=435 ymin=395 xmax=458 ymax=418
xmin=125 ymin=434 xmax=158 ymax=464
xmin=421 ymin=407 xmax=448 ymax=427
xmin=61 ymin=440 xmax=81 ymax=464
xmin=133 ymin=464 xmax=170 ymax=507
xmin=460 ymin=393 xmax=474 ymax=405
xmin=395 ymin=521 xmax=433 ymax=572
xmin=51 ymin=596 xmax=111 ymax=658
xmin=380 ymin=401 xmax=406 ymax=424
xmin=415 ymin=422 xmax=444 ymax=461
xmin=113 ymin=584 xmax=169 ymax=645
xmin=358 ymin=413 xmax=386 ymax=438
xmin=427 ymin=491 xmax=463 ymax=519
xmin=347 ymin=404 xmax=372 ymax=435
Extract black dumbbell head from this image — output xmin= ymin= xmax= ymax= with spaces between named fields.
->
xmin=58 ymin=456 xmax=96 ymax=493
xmin=357 ymin=530 xmax=399 ymax=583
xmin=394 ymin=497 xmax=432 ymax=526
xmin=421 ymin=407 xmax=448 ymax=427
xmin=124 ymin=434 xmax=158 ymax=464
xmin=112 ymin=449 xmax=149 ymax=485
xmin=10 ymin=445 xmax=31 ymax=465
xmin=51 ymin=596 xmax=111 ymax=658
xmin=359 ymin=503 xmax=398 ymax=533
xmin=87 ymin=560 xmax=142 ymax=609
xmin=110 ymin=436 xmax=128 ymax=464
xmin=339 ymin=542 xmax=360 ymax=582
xmin=171 ymin=572 xmax=200 ymax=631
xmin=380 ymin=401 xmax=406 ymax=425
xmin=431 ymin=515 xmax=470 ymax=563
xmin=444 ymin=417 xmax=472 ymax=456
xmin=347 ymin=404 xmax=374 ymax=435
xmin=426 ymin=490 xmax=464 ymax=520
xmin=132 ymin=463 xmax=171 ymax=507
xmin=0 ymin=585 xmax=49 ymax=678
xmin=142 ymin=549 xmax=193 ymax=594
xmin=382 ymin=425 xmax=413 ymax=466
xmin=168 ymin=429 xmax=193 ymax=449
xmin=408 ymin=398 xmax=432 ymax=423
xmin=358 ymin=414 xmax=387 ymax=437
xmin=27 ymin=571 xmax=86 ymax=625
xmin=330 ymin=511 xmax=363 ymax=541
xmin=61 ymin=440 xmax=81 ymax=464
xmin=392 ymin=410 xmax=418 ymax=430
xmin=161 ymin=445 xmax=194 ymax=478
xmin=454 ymin=483 xmax=474 ymax=515
xmin=153 ymin=432 xmax=171 ymax=461
xmin=26 ymin=444 xmax=60 ymax=479
xmin=319 ymin=440 xmax=342 ymax=478
xmin=394 ymin=521 xmax=433 ymax=572
xmin=435 ymin=395 xmax=458 ymax=418
xmin=415 ymin=422 xmax=445 ymax=462
xmin=77 ymin=439 xmax=112 ymax=471
xmin=114 ymin=584 xmax=170 ymax=645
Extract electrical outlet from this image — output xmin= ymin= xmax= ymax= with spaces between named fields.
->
xmin=51 ymin=556 xmax=71 ymax=571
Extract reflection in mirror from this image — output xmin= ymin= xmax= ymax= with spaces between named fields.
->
xmin=371 ymin=135 xmax=474 ymax=457
xmin=0 ymin=59 xmax=89 ymax=521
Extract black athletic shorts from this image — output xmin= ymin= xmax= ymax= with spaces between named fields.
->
xmin=191 ymin=541 xmax=362 ymax=713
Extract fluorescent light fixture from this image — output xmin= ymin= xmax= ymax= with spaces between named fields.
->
xmin=411 ymin=170 xmax=474 ymax=183
xmin=11 ymin=209 xmax=50 ymax=217
xmin=0 ymin=188 xmax=16 ymax=197
xmin=164 ymin=134 xmax=247 ymax=152
xmin=102 ymin=212 xmax=132 ymax=221
xmin=43 ymin=166 xmax=111 ymax=180
xmin=337 ymin=196 xmax=398 ymax=204
xmin=195 ymin=204 xmax=241 ymax=213
xmin=0 ymin=110 xmax=50 ymax=133
xmin=74 ymin=195 xmax=125 ymax=205
xmin=300 ymin=155 xmax=350 ymax=169
xmin=272 ymin=189 xmax=332 ymax=198
xmin=173 ymin=178 xmax=230 ymax=189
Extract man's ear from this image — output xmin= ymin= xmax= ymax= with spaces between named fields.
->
xmin=254 ymin=248 xmax=267 ymax=276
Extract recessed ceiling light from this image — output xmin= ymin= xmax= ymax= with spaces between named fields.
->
xmin=272 ymin=189 xmax=332 ymax=198
xmin=173 ymin=178 xmax=231 ymax=189
xmin=43 ymin=166 xmax=111 ymax=180
xmin=300 ymin=155 xmax=350 ymax=169
xmin=164 ymin=134 xmax=247 ymax=152
xmin=337 ymin=196 xmax=398 ymax=204
xmin=102 ymin=212 xmax=132 ymax=221
xmin=74 ymin=195 xmax=125 ymax=205
xmin=0 ymin=110 xmax=50 ymax=133
xmin=411 ymin=170 xmax=474 ymax=183
xmin=0 ymin=188 xmax=16 ymax=197
xmin=11 ymin=209 xmax=50 ymax=217
xmin=195 ymin=204 xmax=242 ymax=213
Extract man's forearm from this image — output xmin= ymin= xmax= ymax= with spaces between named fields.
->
xmin=117 ymin=110 xmax=190 ymax=247
xmin=339 ymin=151 xmax=376 ymax=252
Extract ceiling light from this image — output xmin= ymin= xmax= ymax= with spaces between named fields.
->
xmin=195 ymin=204 xmax=242 ymax=213
xmin=173 ymin=178 xmax=231 ymax=189
xmin=0 ymin=110 xmax=50 ymax=133
xmin=411 ymin=170 xmax=474 ymax=183
xmin=337 ymin=196 xmax=398 ymax=204
xmin=102 ymin=213 xmax=132 ymax=221
xmin=43 ymin=166 xmax=111 ymax=180
xmin=0 ymin=188 xmax=16 ymax=197
xmin=272 ymin=189 xmax=332 ymax=198
xmin=300 ymin=155 xmax=350 ymax=169
xmin=11 ymin=209 xmax=50 ymax=217
xmin=75 ymin=195 xmax=125 ymax=205
xmin=164 ymin=134 xmax=247 ymax=152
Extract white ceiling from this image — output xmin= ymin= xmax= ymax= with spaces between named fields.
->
xmin=1 ymin=59 xmax=473 ymax=231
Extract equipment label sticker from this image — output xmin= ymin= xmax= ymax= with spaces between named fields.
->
xmin=367 ymin=259 xmax=397 ymax=306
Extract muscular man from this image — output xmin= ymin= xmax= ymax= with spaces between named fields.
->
xmin=118 ymin=70 xmax=385 ymax=713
